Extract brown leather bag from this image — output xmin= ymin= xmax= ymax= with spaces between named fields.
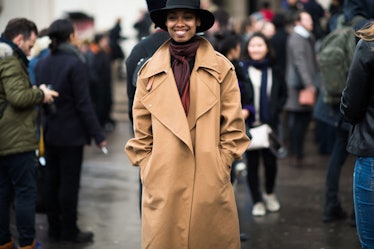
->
xmin=298 ymin=88 xmax=316 ymax=106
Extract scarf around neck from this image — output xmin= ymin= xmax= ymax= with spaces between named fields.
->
xmin=169 ymin=38 xmax=200 ymax=116
xmin=57 ymin=42 xmax=86 ymax=63
xmin=246 ymin=58 xmax=270 ymax=123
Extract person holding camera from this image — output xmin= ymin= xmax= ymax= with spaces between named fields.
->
xmin=0 ymin=18 xmax=58 ymax=249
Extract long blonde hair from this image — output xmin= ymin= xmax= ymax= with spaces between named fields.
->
xmin=356 ymin=21 xmax=374 ymax=41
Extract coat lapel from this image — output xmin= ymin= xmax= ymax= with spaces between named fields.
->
xmin=140 ymin=56 xmax=194 ymax=152
xmin=188 ymin=38 xmax=223 ymax=130
xmin=138 ymin=37 xmax=224 ymax=152
xmin=187 ymin=71 xmax=217 ymax=130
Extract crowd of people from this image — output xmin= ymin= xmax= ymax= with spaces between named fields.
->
xmin=0 ymin=14 xmax=124 ymax=249
xmin=1 ymin=0 xmax=374 ymax=248
xmin=125 ymin=0 xmax=374 ymax=248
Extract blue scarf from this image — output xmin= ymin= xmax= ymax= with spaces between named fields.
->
xmin=245 ymin=58 xmax=269 ymax=123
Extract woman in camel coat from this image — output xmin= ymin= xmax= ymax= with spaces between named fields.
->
xmin=125 ymin=0 xmax=250 ymax=248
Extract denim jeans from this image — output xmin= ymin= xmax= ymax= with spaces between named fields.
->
xmin=0 ymin=152 xmax=36 ymax=247
xmin=354 ymin=157 xmax=374 ymax=248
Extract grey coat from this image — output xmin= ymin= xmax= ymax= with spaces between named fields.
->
xmin=284 ymin=30 xmax=319 ymax=112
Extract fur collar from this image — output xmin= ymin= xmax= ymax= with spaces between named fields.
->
xmin=0 ymin=42 xmax=13 ymax=59
xmin=0 ymin=37 xmax=29 ymax=65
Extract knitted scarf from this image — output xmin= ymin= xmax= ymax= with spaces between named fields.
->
xmin=169 ymin=39 xmax=200 ymax=115
xmin=246 ymin=58 xmax=270 ymax=123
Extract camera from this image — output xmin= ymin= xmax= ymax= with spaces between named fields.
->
xmin=44 ymin=85 xmax=57 ymax=115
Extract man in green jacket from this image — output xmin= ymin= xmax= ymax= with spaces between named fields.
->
xmin=0 ymin=18 xmax=58 ymax=249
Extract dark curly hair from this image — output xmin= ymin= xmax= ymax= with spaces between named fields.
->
xmin=3 ymin=18 xmax=38 ymax=41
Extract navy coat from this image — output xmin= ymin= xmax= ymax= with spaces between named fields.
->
xmin=35 ymin=45 xmax=105 ymax=146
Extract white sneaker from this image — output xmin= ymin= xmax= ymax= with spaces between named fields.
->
xmin=263 ymin=193 xmax=280 ymax=212
xmin=252 ymin=202 xmax=266 ymax=216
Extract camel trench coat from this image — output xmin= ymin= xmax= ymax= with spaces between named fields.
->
xmin=125 ymin=37 xmax=250 ymax=249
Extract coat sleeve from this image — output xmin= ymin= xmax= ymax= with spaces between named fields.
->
xmin=125 ymin=74 xmax=153 ymax=166
xmin=219 ymin=66 xmax=251 ymax=164
xmin=71 ymin=60 xmax=105 ymax=145
xmin=290 ymin=35 xmax=315 ymax=87
xmin=341 ymin=39 xmax=374 ymax=124
xmin=126 ymin=43 xmax=149 ymax=123
xmin=3 ymin=57 xmax=44 ymax=108
xmin=275 ymin=68 xmax=288 ymax=111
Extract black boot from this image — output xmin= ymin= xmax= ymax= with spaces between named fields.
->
xmin=323 ymin=205 xmax=348 ymax=222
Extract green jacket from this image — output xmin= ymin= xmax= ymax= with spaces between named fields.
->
xmin=0 ymin=41 xmax=44 ymax=156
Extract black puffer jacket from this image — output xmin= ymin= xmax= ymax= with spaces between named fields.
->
xmin=341 ymin=39 xmax=374 ymax=157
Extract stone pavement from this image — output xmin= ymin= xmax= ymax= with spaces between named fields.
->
xmin=32 ymin=80 xmax=361 ymax=249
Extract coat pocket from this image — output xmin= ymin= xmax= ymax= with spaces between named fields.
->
xmin=215 ymin=147 xmax=232 ymax=186
xmin=139 ymin=152 xmax=152 ymax=186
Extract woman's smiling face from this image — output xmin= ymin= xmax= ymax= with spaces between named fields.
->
xmin=247 ymin=35 xmax=268 ymax=61
xmin=165 ymin=9 xmax=201 ymax=43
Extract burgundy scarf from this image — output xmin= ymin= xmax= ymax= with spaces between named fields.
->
xmin=169 ymin=39 xmax=200 ymax=115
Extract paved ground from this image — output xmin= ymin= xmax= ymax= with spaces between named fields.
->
xmin=31 ymin=81 xmax=361 ymax=249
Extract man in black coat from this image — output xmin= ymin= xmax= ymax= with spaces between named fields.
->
xmin=126 ymin=0 xmax=169 ymax=126
xmin=125 ymin=0 xmax=169 ymax=215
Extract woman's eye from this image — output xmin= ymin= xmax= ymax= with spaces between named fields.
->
xmin=184 ymin=15 xmax=194 ymax=20
xmin=167 ymin=15 xmax=176 ymax=21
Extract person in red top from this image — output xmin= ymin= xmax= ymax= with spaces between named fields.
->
xmin=260 ymin=1 xmax=274 ymax=21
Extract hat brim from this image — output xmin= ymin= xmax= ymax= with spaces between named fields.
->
xmin=150 ymin=6 xmax=215 ymax=33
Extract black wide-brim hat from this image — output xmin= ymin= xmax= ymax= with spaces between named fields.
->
xmin=150 ymin=0 xmax=215 ymax=33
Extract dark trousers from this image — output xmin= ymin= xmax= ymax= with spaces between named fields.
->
xmin=287 ymin=111 xmax=312 ymax=160
xmin=45 ymin=145 xmax=83 ymax=239
xmin=316 ymin=120 xmax=336 ymax=155
xmin=0 ymin=152 xmax=36 ymax=247
xmin=245 ymin=149 xmax=277 ymax=203
xmin=325 ymin=126 xmax=349 ymax=210
xmin=91 ymin=84 xmax=113 ymax=126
